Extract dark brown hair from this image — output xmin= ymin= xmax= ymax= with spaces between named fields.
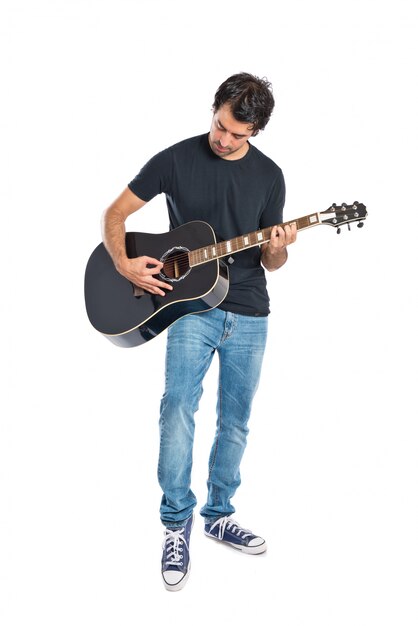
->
xmin=212 ymin=72 xmax=275 ymax=136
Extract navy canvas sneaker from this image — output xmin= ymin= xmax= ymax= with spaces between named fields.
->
xmin=204 ymin=516 xmax=267 ymax=554
xmin=161 ymin=514 xmax=194 ymax=591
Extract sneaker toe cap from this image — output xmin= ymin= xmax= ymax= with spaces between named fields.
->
xmin=163 ymin=570 xmax=185 ymax=586
xmin=248 ymin=536 xmax=265 ymax=547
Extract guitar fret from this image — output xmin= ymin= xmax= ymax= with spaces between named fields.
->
xmin=189 ymin=214 xmax=322 ymax=267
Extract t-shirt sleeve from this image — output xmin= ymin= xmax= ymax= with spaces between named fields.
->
xmin=259 ymin=167 xmax=286 ymax=229
xmin=127 ymin=148 xmax=172 ymax=202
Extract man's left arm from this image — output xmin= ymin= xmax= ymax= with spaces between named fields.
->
xmin=261 ymin=223 xmax=297 ymax=272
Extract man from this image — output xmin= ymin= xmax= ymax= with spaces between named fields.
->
xmin=101 ymin=72 xmax=297 ymax=591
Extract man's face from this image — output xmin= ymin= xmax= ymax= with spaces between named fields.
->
xmin=208 ymin=104 xmax=255 ymax=160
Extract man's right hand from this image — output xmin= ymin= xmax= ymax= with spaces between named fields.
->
xmin=102 ymin=188 xmax=172 ymax=296
xmin=118 ymin=255 xmax=173 ymax=297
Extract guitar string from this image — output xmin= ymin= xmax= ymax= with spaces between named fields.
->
xmin=159 ymin=223 xmax=303 ymax=272
xmin=159 ymin=245 xmax=253 ymax=273
xmin=154 ymin=212 xmax=361 ymax=273
xmin=158 ymin=230 xmax=274 ymax=271
xmin=159 ymin=238 xmax=271 ymax=275
xmin=155 ymin=218 xmax=320 ymax=270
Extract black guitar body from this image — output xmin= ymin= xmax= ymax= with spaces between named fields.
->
xmin=84 ymin=221 xmax=229 ymax=347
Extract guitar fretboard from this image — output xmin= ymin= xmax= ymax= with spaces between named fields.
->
xmin=189 ymin=213 xmax=320 ymax=267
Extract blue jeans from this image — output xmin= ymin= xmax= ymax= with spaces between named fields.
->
xmin=158 ymin=307 xmax=268 ymax=527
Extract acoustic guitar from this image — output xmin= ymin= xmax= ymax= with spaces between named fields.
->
xmin=84 ymin=202 xmax=367 ymax=348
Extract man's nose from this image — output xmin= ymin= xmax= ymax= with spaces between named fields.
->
xmin=219 ymin=131 xmax=231 ymax=147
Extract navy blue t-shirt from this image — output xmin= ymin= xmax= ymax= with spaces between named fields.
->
xmin=128 ymin=133 xmax=285 ymax=316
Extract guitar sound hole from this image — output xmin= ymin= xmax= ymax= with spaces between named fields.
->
xmin=159 ymin=247 xmax=191 ymax=283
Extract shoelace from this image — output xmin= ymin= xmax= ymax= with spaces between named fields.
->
xmin=162 ymin=527 xmax=190 ymax=567
xmin=209 ymin=516 xmax=253 ymax=541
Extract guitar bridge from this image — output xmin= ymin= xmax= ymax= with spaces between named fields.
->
xmin=132 ymin=285 xmax=146 ymax=297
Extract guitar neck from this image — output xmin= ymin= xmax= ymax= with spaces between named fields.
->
xmin=189 ymin=212 xmax=321 ymax=267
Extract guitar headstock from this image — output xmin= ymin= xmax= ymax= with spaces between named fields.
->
xmin=319 ymin=202 xmax=367 ymax=233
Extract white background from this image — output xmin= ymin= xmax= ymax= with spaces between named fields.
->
xmin=1 ymin=0 xmax=417 ymax=624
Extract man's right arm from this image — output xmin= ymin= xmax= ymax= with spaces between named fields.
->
xmin=101 ymin=187 xmax=173 ymax=296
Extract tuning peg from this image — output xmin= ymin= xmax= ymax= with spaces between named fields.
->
xmin=337 ymin=227 xmax=341 ymax=234
xmin=357 ymin=221 xmax=364 ymax=229
xmin=347 ymin=224 xmax=351 ymax=231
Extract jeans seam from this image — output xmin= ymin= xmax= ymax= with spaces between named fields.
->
xmin=207 ymin=359 xmax=222 ymax=496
